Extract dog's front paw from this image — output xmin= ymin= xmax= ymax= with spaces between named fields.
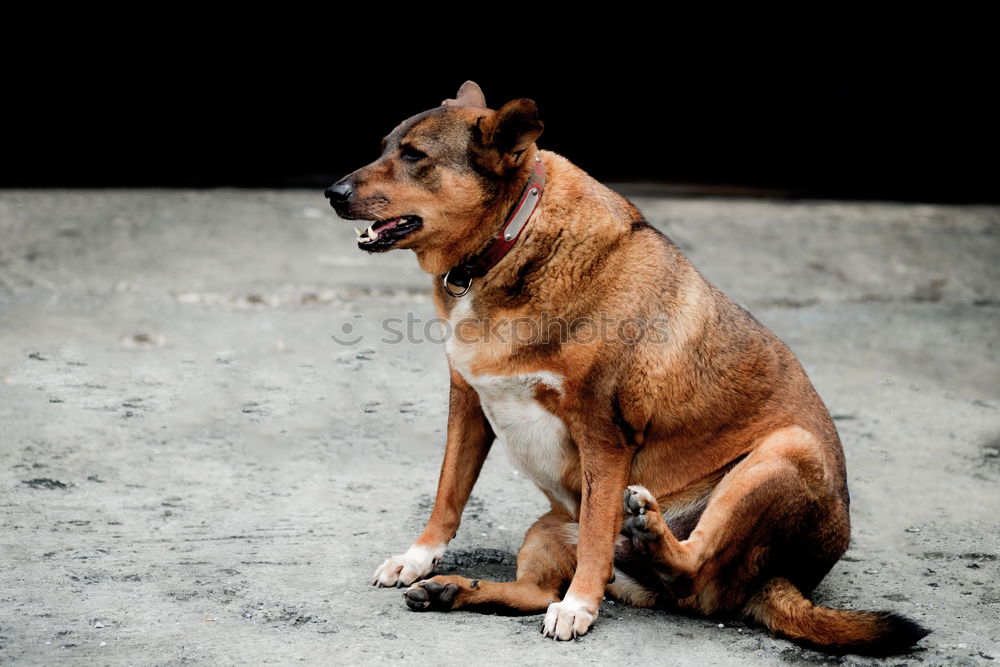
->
xmin=541 ymin=594 xmax=598 ymax=640
xmin=371 ymin=544 xmax=444 ymax=588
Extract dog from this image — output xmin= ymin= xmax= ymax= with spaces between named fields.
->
xmin=325 ymin=81 xmax=929 ymax=654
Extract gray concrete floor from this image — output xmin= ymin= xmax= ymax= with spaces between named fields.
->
xmin=1 ymin=190 xmax=998 ymax=665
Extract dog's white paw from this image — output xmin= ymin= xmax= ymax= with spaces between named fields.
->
xmin=371 ymin=544 xmax=445 ymax=588
xmin=541 ymin=594 xmax=598 ymax=640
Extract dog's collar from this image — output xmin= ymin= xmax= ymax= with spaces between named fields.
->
xmin=442 ymin=156 xmax=546 ymax=298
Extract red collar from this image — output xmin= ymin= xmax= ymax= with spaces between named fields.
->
xmin=442 ymin=156 xmax=546 ymax=297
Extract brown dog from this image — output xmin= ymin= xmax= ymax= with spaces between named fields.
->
xmin=325 ymin=81 xmax=929 ymax=654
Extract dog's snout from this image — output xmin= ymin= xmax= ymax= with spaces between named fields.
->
xmin=325 ymin=181 xmax=354 ymax=205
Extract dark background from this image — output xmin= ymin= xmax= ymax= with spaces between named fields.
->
xmin=5 ymin=23 xmax=997 ymax=203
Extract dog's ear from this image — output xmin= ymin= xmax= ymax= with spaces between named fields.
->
xmin=473 ymin=98 xmax=544 ymax=175
xmin=442 ymin=80 xmax=487 ymax=108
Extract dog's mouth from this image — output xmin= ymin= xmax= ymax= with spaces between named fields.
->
xmin=354 ymin=215 xmax=423 ymax=252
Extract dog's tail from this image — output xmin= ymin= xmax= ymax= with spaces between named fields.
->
xmin=743 ymin=577 xmax=930 ymax=656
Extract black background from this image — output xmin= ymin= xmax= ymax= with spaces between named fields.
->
xmin=5 ymin=19 xmax=997 ymax=203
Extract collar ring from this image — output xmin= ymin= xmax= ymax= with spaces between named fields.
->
xmin=442 ymin=270 xmax=472 ymax=298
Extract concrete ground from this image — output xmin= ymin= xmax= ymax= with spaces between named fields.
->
xmin=0 ymin=190 xmax=998 ymax=666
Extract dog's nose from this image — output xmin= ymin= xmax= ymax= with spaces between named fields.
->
xmin=325 ymin=182 xmax=354 ymax=205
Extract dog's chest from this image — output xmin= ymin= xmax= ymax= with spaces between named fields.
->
xmin=445 ymin=300 xmax=577 ymax=514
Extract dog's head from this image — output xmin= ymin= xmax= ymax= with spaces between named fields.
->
xmin=325 ymin=81 xmax=544 ymax=274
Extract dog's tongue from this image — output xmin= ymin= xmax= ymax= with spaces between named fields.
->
xmin=373 ymin=217 xmax=403 ymax=233
xmin=357 ymin=217 xmax=404 ymax=243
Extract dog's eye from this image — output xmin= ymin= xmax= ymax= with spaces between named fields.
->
xmin=400 ymin=146 xmax=427 ymax=163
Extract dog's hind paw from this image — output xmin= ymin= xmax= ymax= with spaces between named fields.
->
xmin=622 ymin=485 xmax=665 ymax=542
xmin=403 ymin=578 xmax=461 ymax=612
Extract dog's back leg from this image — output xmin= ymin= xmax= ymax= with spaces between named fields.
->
xmin=621 ymin=426 xmax=927 ymax=653
xmin=621 ymin=426 xmax=845 ymax=611
xmin=403 ymin=510 xmax=574 ymax=615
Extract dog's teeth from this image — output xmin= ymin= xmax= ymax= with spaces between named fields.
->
xmin=354 ymin=226 xmax=363 ymax=238
xmin=367 ymin=225 xmax=378 ymax=240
